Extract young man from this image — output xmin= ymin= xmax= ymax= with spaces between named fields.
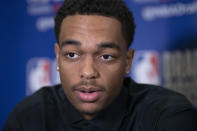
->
xmin=3 ymin=0 xmax=197 ymax=130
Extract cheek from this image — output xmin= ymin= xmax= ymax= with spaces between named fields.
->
xmin=99 ymin=61 xmax=125 ymax=88
xmin=59 ymin=60 xmax=79 ymax=86
xmin=101 ymin=61 xmax=125 ymax=77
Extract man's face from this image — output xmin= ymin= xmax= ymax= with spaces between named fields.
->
xmin=55 ymin=15 xmax=134 ymax=120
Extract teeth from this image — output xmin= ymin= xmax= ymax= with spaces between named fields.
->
xmin=80 ymin=91 xmax=95 ymax=93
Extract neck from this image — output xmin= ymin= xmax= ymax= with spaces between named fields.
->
xmin=81 ymin=113 xmax=98 ymax=120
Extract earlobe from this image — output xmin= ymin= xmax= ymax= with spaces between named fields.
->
xmin=125 ymin=49 xmax=134 ymax=74
xmin=56 ymin=66 xmax=59 ymax=71
xmin=55 ymin=43 xmax=60 ymax=71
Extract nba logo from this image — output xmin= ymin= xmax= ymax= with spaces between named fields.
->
xmin=131 ymin=51 xmax=160 ymax=85
xmin=26 ymin=58 xmax=51 ymax=95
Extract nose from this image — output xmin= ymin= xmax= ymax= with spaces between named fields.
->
xmin=80 ymin=56 xmax=99 ymax=79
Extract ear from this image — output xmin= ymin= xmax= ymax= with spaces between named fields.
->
xmin=125 ymin=48 xmax=134 ymax=74
xmin=55 ymin=43 xmax=60 ymax=71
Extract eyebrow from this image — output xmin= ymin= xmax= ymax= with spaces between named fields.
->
xmin=60 ymin=40 xmax=81 ymax=49
xmin=60 ymin=40 xmax=121 ymax=51
xmin=98 ymin=42 xmax=121 ymax=51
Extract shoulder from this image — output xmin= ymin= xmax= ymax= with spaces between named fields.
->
xmin=3 ymin=85 xmax=61 ymax=130
xmin=138 ymin=84 xmax=197 ymax=131
xmin=127 ymin=80 xmax=192 ymax=109
xmin=4 ymin=85 xmax=60 ymax=122
xmin=14 ymin=85 xmax=60 ymax=113
xmin=126 ymin=80 xmax=197 ymax=130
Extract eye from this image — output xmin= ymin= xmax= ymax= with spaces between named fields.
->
xmin=100 ymin=54 xmax=114 ymax=61
xmin=65 ymin=52 xmax=80 ymax=59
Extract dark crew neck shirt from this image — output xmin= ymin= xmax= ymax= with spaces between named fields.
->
xmin=3 ymin=79 xmax=197 ymax=131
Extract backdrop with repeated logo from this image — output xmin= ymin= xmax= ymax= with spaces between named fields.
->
xmin=1 ymin=0 xmax=197 ymax=128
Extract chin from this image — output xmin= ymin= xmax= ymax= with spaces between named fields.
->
xmin=76 ymin=103 xmax=104 ymax=117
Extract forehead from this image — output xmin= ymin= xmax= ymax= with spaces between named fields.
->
xmin=59 ymin=15 xmax=126 ymax=48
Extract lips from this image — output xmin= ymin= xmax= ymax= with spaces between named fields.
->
xmin=74 ymin=87 xmax=103 ymax=102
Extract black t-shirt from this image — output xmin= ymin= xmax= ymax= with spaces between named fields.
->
xmin=3 ymin=79 xmax=197 ymax=131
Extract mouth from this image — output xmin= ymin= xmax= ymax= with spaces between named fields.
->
xmin=74 ymin=87 xmax=103 ymax=102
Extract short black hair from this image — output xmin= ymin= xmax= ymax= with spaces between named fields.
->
xmin=54 ymin=0 xmax=136 ymax=48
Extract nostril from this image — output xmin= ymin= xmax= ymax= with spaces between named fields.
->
xmin=80 ymin=70 xmax=99 ymax=79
